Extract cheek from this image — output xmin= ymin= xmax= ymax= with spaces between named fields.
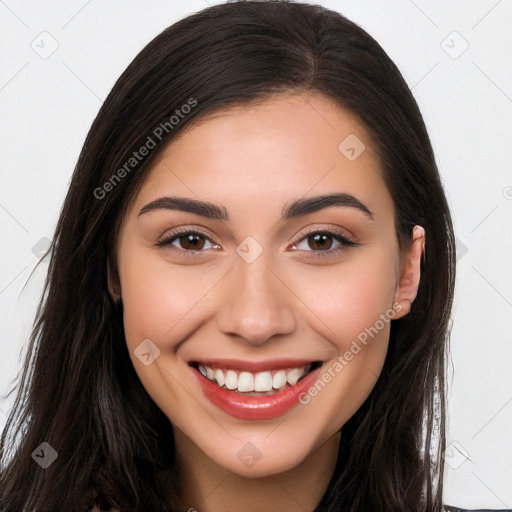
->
xmin=290 ymin=254 xmax=397 ymax=435
xmin=293 ymin=251 xmax=397 ymax=349
xmin=119 ymin=251 xmax=221 ymax=348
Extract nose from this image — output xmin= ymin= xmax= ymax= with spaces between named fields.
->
xmin=216 ymin=254 xmax=297 ymax=346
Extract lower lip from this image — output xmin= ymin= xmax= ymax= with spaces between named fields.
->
xmin=192 ymin=365 xmax=322 ymax=420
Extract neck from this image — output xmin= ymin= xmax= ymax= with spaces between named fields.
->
xmin=171 ymin=428 xmax=340 ymax=512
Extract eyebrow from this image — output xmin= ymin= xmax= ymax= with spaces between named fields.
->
xmin=138 ymin=193 xmax=374 ymax=221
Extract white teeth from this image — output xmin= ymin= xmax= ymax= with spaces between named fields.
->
xmin=286 ymin=367 xmax=303 ymax=386
xmin=272 ymin=370 xmax=287 ymax=390
xmin=225 ymin=370 xmax=238 ymax=390
xmin=197 ymin=363 xmax=314 ymax=393
xmin=237 ymin=371 xmax=254 ymax=392
xmin=214 ymin=368 xmax=225 ymax=387
xmin=254 ymin=371 xmax=273 ymax=392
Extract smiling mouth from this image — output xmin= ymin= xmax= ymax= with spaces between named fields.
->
xmin=189 ymin=361 xmax=323 ymax=396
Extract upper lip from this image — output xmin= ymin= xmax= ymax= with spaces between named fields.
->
xmin=189 ymin=358 xmax=322 ymax=372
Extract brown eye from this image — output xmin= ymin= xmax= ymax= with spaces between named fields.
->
xmin=178 ymin=233 xmax=206 ymax=250
xmin=156 ymin=230 xmax=219 ymax=252
xmin=307 ymin=233 xmax=334 ymax=251
xmin=292 ymin=230 xmax=357 ymax=257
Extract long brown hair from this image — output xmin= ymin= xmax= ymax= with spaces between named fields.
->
xmin=1 ymin=2 xmax=455 ymax=511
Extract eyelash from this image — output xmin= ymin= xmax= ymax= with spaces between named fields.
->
xmin=292 ymin=228 xmax=358 ymax=259
xmin=155 ymin=228 xmax=218 ymax=259
xmin=155 ymin=227 xmax=358 ymax=259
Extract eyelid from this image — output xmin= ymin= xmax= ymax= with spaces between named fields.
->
xmin=155 ymin=226 xmax=219 ymax=250
xmin=290 ymin=226 xmax=357 ymax=247
xmin=287 ymin=226 xmax=359 ymax=260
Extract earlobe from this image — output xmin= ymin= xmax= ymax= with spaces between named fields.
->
xmin=393 ymin=225 xmax=425 ymax=319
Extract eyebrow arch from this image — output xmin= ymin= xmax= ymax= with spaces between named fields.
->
xmin=139 ymin=196 xmax=229 ymax=220
xmin=138 ymin=193 xmax=373 ymax=221
xmin=282 ymin=193 xmax=374 ymax=221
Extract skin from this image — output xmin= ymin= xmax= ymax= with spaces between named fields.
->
xmin=112 ymin=92 xmax=425 ymax=512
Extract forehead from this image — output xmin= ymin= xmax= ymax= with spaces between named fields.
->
xmin=132 ymin=93 xmax=392 ymax=220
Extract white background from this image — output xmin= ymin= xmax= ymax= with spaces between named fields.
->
xmin=0 ymin=1 xmax=511 ymax=509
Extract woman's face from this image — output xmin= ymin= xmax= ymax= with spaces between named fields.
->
xmin=115 ymin=93 xmax=423 ymax=477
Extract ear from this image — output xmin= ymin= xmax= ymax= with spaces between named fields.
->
xmin=107 ymin=253 xmax=121 ymax=302
xmin=393 ymin=225 xmax=425 ymax=319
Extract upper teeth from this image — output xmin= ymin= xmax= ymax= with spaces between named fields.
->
xmin=198 ymin=364 xmax=312 ymax=393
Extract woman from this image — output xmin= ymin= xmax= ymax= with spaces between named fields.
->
xmin=0 ymin=1 xmax=458 ymax=511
